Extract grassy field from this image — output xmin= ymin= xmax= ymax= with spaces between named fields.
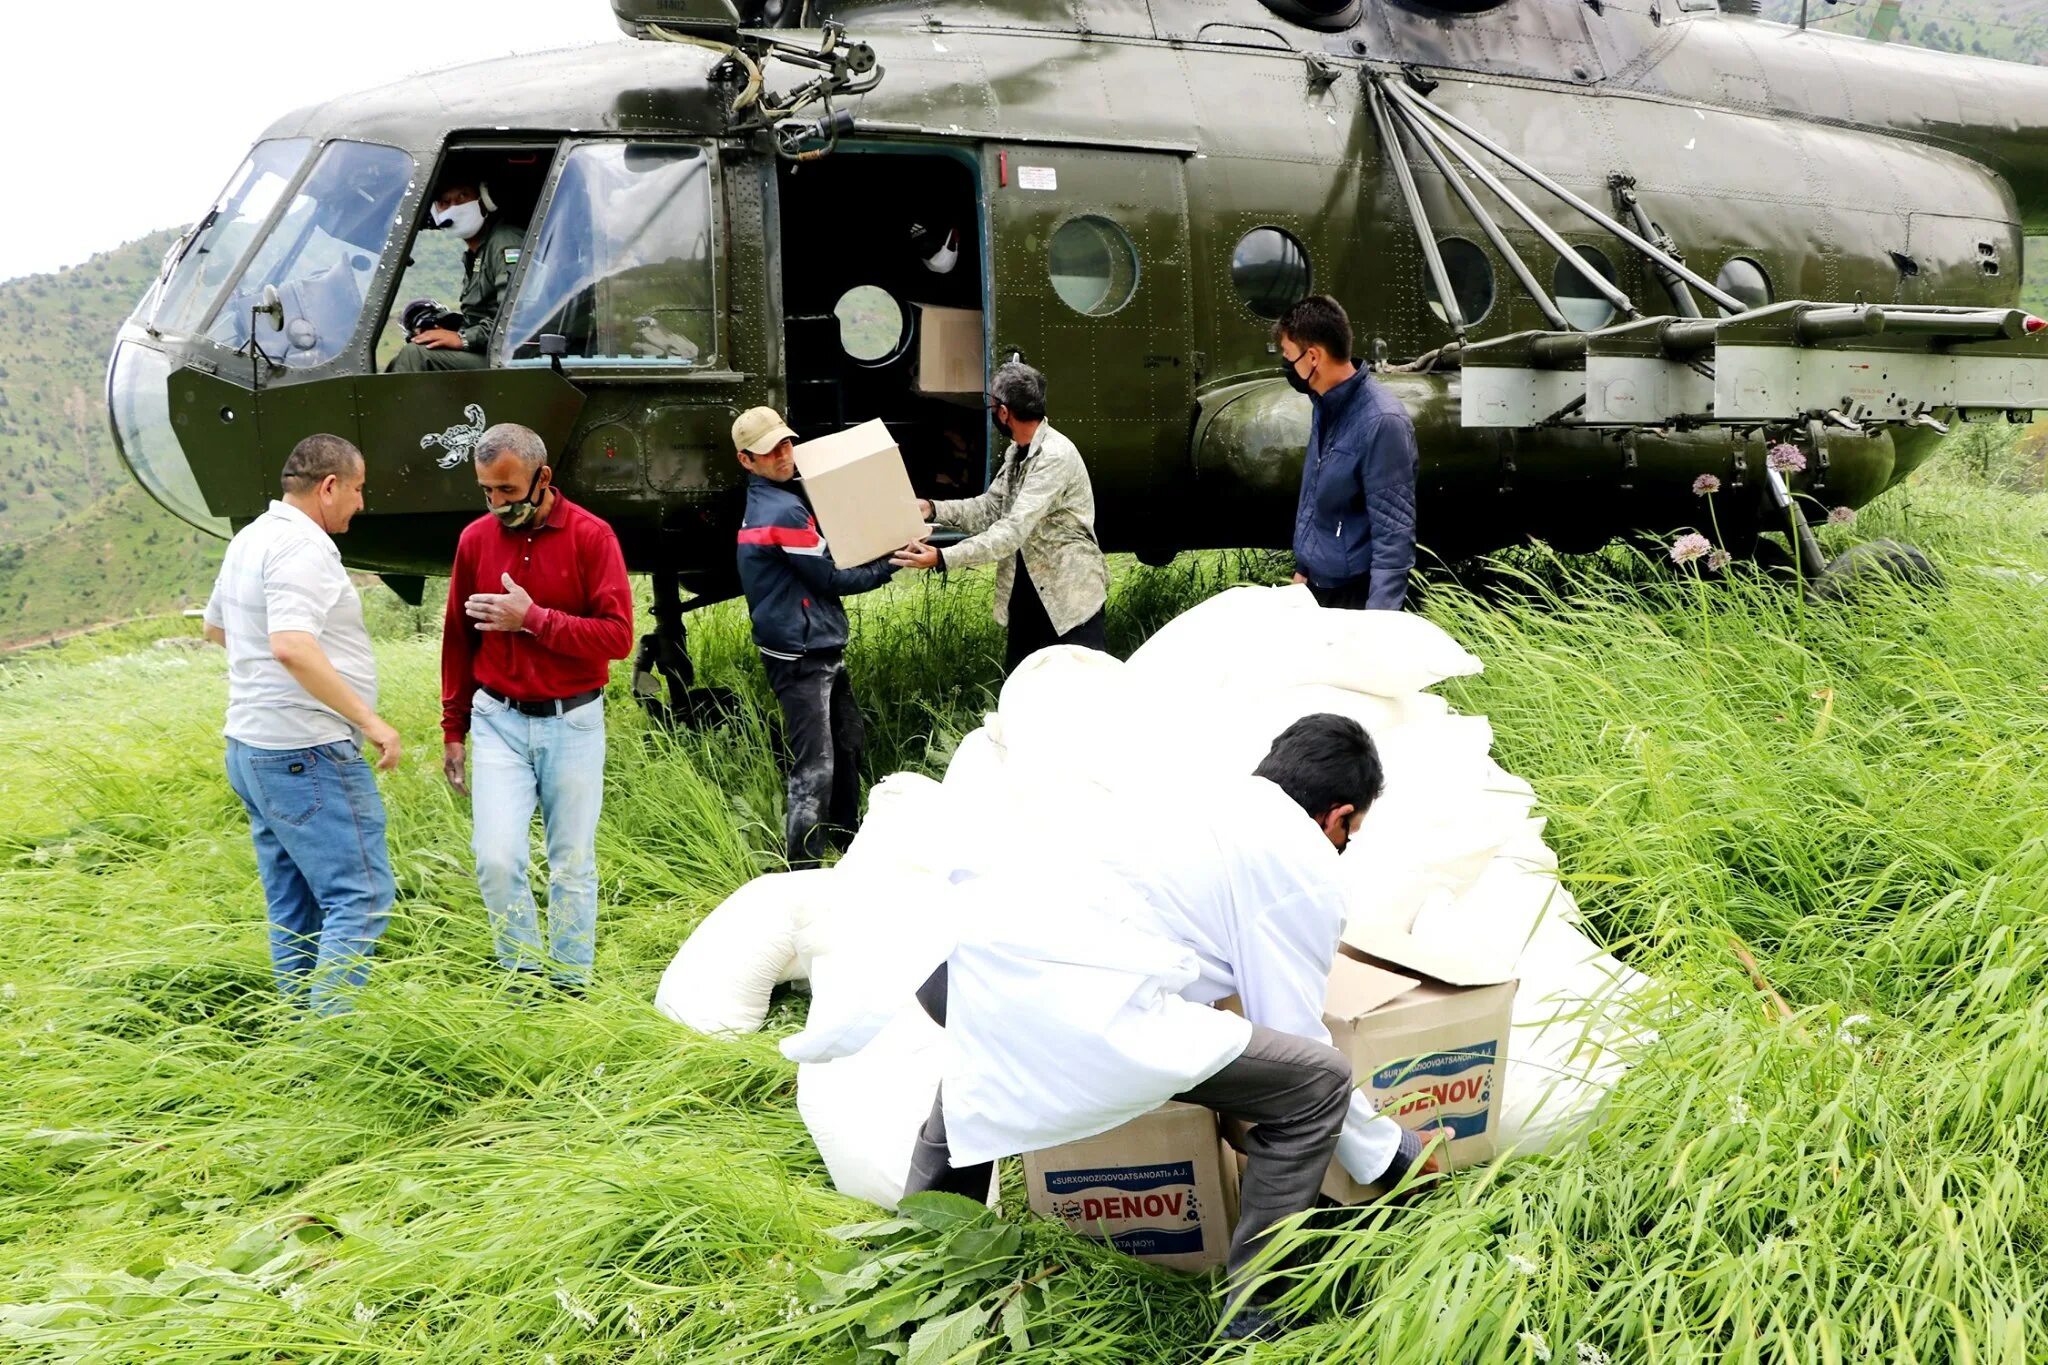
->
xmin=4 ymin=444 xmax=2048 ymax=1361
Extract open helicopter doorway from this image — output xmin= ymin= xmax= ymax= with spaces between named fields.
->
xmin=775 ymin=146 xmax=989 ymax=502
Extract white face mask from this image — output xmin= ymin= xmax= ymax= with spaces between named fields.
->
xmin=433 ymin=199 xmax=486 ymax=239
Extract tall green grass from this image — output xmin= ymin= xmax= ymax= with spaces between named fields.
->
xmin=3 ymin=458 xmax=2046 ymax=1361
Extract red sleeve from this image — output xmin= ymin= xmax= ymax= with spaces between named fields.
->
xmin=441 ymin=528 xmax=481 ymax=742
xmin=527 ymin=521 xmax=635 ymax=663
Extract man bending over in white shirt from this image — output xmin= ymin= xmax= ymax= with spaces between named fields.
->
xmin=901 ymin=714 xmax=1446 ymax=1342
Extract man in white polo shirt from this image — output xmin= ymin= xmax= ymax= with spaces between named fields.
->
xmin=203 ymin=434 xmax=401 ymax=1016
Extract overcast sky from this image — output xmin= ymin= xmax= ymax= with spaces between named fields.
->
xmin=0 ymin=2 xmax=622 ymax=283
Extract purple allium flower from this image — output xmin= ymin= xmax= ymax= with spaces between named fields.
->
xmin=1767 ymin=443 xmax=1807 ymax=473
xmin=1827 ymin=505 xmax=1855 ymax=526
xmin=1707 ymin=549 xmax=1733 ymax=572
xmin=1670 ymin=533 xmax=1713 ymax=565
xmin=1692 ymin=474 xmax=1722 ymax=496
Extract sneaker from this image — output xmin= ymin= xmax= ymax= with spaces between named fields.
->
xmin=1217 ymin=1305 xmax=1288 ymax=1343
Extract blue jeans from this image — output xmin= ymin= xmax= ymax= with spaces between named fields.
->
xmin=469 ymin=692 xmax=607 ymax=984
xmin=225 ymin=738 xmax=396 ymax=1016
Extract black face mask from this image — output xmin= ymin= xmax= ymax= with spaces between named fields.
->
xmin=1280 ymin=353 xmax=1316 ymax=397
xmin=991 ymin=408 xmax=1014 ymax=444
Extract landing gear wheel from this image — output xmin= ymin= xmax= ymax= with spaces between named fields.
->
xmin=1809 ymin=540 xmax=1943 ymax=602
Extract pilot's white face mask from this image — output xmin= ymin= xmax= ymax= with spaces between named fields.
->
xmin=433 ymin=199 xmax=486 ymax=239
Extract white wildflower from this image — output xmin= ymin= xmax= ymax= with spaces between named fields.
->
xmin=717 ymin=1299 xmax=737 ymax=1315
xmin=1578 ymin=1343 xmax=1611 ymax=1365
xmin=1521 ymin=1331 xmax=1552 ymax=1362
xmin=1835 ymin=1014 xmax=1870 ymax=1046
xmin=1507 ymin=1252 xmax=1540 ymax=1276
xmin=2 ymin=982 xmax=16 ymax=1000
xmin=782 ymin=1292 xmax=803 ymax=1323
xmin=1728 ymin=1094 xmax=1751 ymax=1127
xmin=280 ymin=1281 xmax=310 ymax=1313
xmin=593 ymin=1063 xmax=606 ymax=1078
xmin=624 ymin=1300 xmax=644 ymax=1338
xmin=352 ymin=1301 xmax=377 ymax=1326
xmin=544 ymin=1356 xmax=559 ymax=1365
xmin=553 ymin=1282 xmax=599 ymax=1331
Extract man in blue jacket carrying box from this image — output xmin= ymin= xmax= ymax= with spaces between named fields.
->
xmin=1274 ymin=295 xmax=1419 ymax=611
xmin=733 ymin=407 xmax=906 ymax=867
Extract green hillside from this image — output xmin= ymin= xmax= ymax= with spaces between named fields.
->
xmin=1757 ymin=0 xmax=2047 ymax=63
xmin=0 ymin=231 xmax=223 ymax=647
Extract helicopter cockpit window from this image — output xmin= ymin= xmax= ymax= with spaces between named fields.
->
xmin=145 ymin=139 xmax=312 ymax=337
xmin=1715 ymin=257 xmax=1773 ymax=316
xmin=1425 ymin=237 xmax=1495 ymax=327
xmin=203 ymin=141 xmax=413 ymax=369
xmin=504 ymin=142 xmax=716 ymax=366
xmin=1231 ymin=228 xmax=1311 ymax=320
xmin=1554 ymin=246 xmax=1619 ymax=331
xmin=835 ymin=286 xmax=906 ymax=364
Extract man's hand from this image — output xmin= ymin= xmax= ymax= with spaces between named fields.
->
xmin=466 ymin=573 xmax=534 ymax=632
xmin=916 ymin=497 xmax=934 ymax=520
xmin=891 ymin=541 xmax=941 ymax=571
xmin=362 ymin=715 xmax=403 ymax=772
xmin=411 ymin=328 xmax=465 ymax=350
xmin=1292 ymin=572 xmax=1308 ymax=586
xmin=443 ymin=740 xmax=468 ymax=796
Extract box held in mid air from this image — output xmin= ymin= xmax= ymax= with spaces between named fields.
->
xmin=1022 ymin=1101 xmax=1240 ymax=1273
xmin=790 ymin=419 xmax=930 ymax=568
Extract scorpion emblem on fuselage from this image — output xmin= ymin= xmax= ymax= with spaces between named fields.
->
xmin=422 ymin=403 xmax=488 ymax=470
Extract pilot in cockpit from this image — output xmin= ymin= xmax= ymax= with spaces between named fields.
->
xmin=386 ymin=179 xmax=527 ymax=373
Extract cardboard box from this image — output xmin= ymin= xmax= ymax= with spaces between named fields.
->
xmin=790 ymin=419 xmax=930 ymax=568
xmin=1022 ymin=1102 xmax=1240 ymax=1273
xmin=914 ymin=304 xmax=984 ymax=396
xmin=1218 ymin=955 xmax=1515 ymax=1204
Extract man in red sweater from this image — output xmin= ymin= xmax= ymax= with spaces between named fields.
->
xmin=442 ymin=424 xmax=634 ymax=997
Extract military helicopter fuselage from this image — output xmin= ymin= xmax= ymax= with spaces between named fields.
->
xmin=108 ymin=0 xmax=2048 ymax=646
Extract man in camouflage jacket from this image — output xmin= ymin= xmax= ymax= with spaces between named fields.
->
xmin=895 ymin=361 xmax=1110 ymax=674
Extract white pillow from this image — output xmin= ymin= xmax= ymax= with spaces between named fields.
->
xmin=653 ymin=869 xmax=835 ymax=1035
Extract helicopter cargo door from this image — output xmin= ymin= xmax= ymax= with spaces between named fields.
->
xmin=982 ymin=146 xmax=1194 ymax=507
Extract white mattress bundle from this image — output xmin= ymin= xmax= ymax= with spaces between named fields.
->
xmin=654 ymin=585 xmax=1652 ymax=1207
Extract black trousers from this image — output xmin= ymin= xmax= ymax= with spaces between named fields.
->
xmin=1306 ymin=574 xmax=1375 ymax=610
xmin=762 ymin=649 xmax=865 ymax=868
xmin=902 ymin=965 xmax=1352 ymax=1305
xmin=1003 ymin=559 xmax=1108 ymax=676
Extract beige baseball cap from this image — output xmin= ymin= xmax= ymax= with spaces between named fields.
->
xmin=732 ymin=407 xmax=797 ymax=456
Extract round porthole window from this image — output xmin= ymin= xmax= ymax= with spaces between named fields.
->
xmin=1048 ymin=216 xmax=1139 ymax=316
xmin=1554 ymin=247 xmax=1619 ymax=331
xmin=1231 ymin=227 xmax=1312 ymax=319
xmin=1424 ymin=237 xmax=1495 ymax=327
xmin=835 ymin=285 xmax=905 ymax=364
xmin=1716 ymin=257 xmax=1773 ymax=316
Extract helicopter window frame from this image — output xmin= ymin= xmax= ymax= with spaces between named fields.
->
xmin=1715 ymin=256 xmax=1774 ymax=316
xmin=196 ymin=138 xmax=417 ymax=372
xmin=832 ymin=284 xmax=911 ymax=368
xmin=1047 ymin=214 xmax=1141 ymax=318
xmin=144 ymin=137 xmax=315 ymax=339
xmin=1553 ymin=245 xmax=1621 ymax=332
xmin=499 ymin=137 xmax=724 ymax=372
xmin=1425 ymin=235 xmax=1496 ymax=329
xmin=1230 ymin=226 xmax=1313 ymax=321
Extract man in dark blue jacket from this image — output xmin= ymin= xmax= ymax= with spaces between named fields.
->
xmin=733 ymin=407 xmax=900 ymax=867
xmin=1275 ymin=296 xmax=1419 ymax=611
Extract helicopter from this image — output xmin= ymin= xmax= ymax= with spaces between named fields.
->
xmin=106 ymin=0 xmax=2048 ymax=719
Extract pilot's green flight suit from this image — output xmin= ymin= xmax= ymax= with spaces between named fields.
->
xmin=387 ymin=217 xmax=526 ymax=373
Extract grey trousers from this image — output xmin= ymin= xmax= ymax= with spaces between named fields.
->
xmin=903 ymin=966 xmax=1352 ymax=1302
